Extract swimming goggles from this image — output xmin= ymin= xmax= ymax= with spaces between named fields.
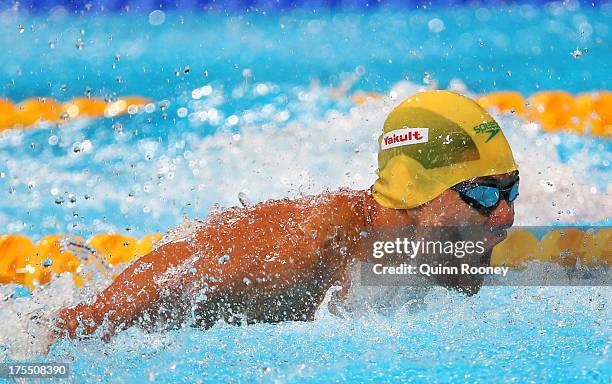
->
xmin=451 ymin=178 xmax=519 ymax=214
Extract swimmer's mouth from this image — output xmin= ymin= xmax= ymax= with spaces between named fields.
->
xmin=482 ymin=224 xmax=512 ymax=248
xmin=490 ymin=224 xmax=512 ymax=241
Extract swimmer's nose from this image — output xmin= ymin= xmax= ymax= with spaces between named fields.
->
xmin=486 ymin=199 xmax=514 ymax=229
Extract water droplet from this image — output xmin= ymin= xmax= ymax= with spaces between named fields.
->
xmin=570 ymin=48 xmax=582 ymax=58
xmin=55 ymin=196 xmax=65 ymax=204
xmin=75 ymin=38 xmax=84 ymax=50
xmin=238 ymin=192 xmax=250 ymax=207
xmin=113 ymin=122 xmax=123 ymax=134
xmin=201 ymin=85 xmax=213 ymax=96
xmin=17 ymin=24 xmax=24 ymax=33
xmin=177 ymin=107 xmax=188 ymax=118
xmin=158 ymin=100 xmax=170 ymax=110
xmin=427 ymin=18 xmax=445 ymax=33
xmin=42 ymin=258 xmax=53 ymax=267
xmin=8 ymin=186 xmax=16 ymax=195
xmin=227 ymin=115 xmax=239 ymax=125
xmin=218 ymin=255 xmax=230 ymax=265
xmin=127 ymin=104 xmax=139 ymax=115
xmin=149 ymin=10 xmax=166 ymax=26
xmin=243 ymin=277 xmax=252 ymax=285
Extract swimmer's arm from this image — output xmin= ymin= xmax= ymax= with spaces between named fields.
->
xmin=55 ymin=238 xmax=203 ymax=339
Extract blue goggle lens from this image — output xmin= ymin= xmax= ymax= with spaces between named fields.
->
xmin=507 ymin=181 xmax=519 ymax=203
xmin=464 ymin=186 xmax=501 ymax=208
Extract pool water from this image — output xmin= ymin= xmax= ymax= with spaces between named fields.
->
xmin=0 ymin=4 xmax=610 ymax=383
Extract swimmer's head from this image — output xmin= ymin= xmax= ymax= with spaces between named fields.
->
xmin=372 ymin=90 xmax=518 ymax=212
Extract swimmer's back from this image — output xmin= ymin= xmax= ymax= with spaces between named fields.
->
xmin=176 ymin=188 xmax=368 ymax=325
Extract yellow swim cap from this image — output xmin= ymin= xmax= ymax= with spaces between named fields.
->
xmin=372 ymin=90 xmax=518 ymax=209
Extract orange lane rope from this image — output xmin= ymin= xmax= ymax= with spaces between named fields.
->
xmin=0 ymin=96 xmax=151 ymax=132
xmin=0 ymin=91 xmax=610 ymax=137
xmin=0 ymin=233 xmax=162 ymax=289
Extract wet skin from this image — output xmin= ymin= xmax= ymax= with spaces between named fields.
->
xmin=54 ymin=171 xmax=518 ymax=341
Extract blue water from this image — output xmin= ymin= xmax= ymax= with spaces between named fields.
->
xmin=2 ymin=5 xmax=610 ymax=100
xmin=47 ymin=287 xmax=610 ymax=383
xmin=0 ymin=4 xmax=610 ymax=383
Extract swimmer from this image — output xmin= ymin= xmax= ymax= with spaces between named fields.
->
xmin=54 ymin=90 xmax=519 ymax=341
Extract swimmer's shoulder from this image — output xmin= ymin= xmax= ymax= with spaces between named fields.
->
xmin=167 ymin=188 xmax=369 ymax=237
xmin=295 ymin=188 xmax=369 ymax=229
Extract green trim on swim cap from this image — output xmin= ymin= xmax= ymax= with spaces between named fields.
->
xmin=378 ymin=107 xmax=480 ymax=170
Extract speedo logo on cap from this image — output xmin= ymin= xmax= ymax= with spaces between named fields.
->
xmin=473 ymin=121 xmax=501 ymax=143
xmin=381 ymin=128 xmax=429 ymax=150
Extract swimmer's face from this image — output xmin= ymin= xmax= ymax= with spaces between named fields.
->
xmin=411 ymin=171 xmax=518 ymax=295
xmin=414 ymin=171 xmax=519 ymax=246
